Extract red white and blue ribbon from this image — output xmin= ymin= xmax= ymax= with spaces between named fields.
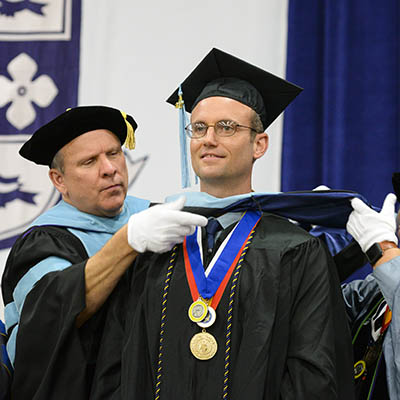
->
xmin=183 ymin=210 xmax=261 ymax=309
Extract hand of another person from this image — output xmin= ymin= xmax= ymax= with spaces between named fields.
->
xmin=127 ymin=196 xmax=208 ymax=253
xmin=312 ymin=185 xmax=331 ymax=191
xmin=346 ymin=193 xmax=398 ymax=252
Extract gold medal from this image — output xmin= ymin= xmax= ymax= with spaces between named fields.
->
xmin=190 ymin=330 xmax=218 ymax=360
xmin=188 ymin=299 xmax=208 ymax=322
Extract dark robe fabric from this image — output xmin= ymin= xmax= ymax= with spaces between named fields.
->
xmin=342 ymin=277 xmax=390 ymax=399
xmin=1 ymin=196 xmax=149 ymax=400
xmin=2 ymin=226 xmax=107 ymax=399
xmin=0 ymin=320 xmax=11 ymax=400
xmin=91 ymin=213 xmax=355 ymax=399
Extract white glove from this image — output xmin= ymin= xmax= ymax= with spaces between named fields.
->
xmin=346 ymin=193 xmax=398 ymax=252
xmin=127 ymin=196 xmax=208 ymax=253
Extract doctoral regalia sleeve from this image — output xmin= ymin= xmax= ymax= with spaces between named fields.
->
xmin=88 ymin=275 xmax=127 ymax=399
xmin=341 ymin=274 xmax=381 ymax=325
xmin=88 ymin=252 xmax=149 ymax=400
xmin=373 ymin=257 xmax=400 ymax=399
xmin=2 ymin=226 xmax=108 ymax=400
xmin=0 ymin=320 xmax=11 ymax=400
xmin=276 ymin=236 xmax=355 ymax=399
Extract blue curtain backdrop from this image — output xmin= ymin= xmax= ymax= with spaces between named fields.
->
xmin=282 ymin=1 xmax=400 ymax=208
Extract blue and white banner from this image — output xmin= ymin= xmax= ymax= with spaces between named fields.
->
xmin=0 ymin=0 xmax=81 ymax=249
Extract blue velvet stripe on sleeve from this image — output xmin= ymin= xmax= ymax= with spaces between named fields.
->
xmin=5 ymin=256 xmax=71 ymax=365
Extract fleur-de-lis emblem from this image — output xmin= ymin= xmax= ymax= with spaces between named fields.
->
xmin=0 ymin=52 xmax=58 ymax=130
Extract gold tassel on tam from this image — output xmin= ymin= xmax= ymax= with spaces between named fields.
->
xmin=121 ymin=110 xmax=135 ymax=149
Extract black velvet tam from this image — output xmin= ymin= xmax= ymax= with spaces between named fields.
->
xmin=19 ymin=105 xmax=137 ymax=166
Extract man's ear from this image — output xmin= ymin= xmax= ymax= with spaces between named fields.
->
xmin=253 ymin=133 xmax=269 ymax=160
xmin=49 ymin=168 xmax=67 ymax=196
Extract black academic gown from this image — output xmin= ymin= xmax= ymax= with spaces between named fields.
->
xmin=2 ymin=226 xmax=107 ymax=400
xmin=92 ymin=213 xmax=355 ymax=399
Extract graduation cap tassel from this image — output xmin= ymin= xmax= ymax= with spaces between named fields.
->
xmin=121 ymin=111 xmax=136 ymax=150
xmin=176 ymin=86 xmax=194 ymax=188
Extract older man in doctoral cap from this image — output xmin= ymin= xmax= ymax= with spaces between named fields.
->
xmin=2 ymin=105 xmax=207 ymax=400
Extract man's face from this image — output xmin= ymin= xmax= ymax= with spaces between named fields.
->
xmin=50 ymin=129 xmax=128 ymax=217
xmin=190 ymin=96 xmax=268 ymax=197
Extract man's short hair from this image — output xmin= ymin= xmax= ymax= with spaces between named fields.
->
xmin=250 ymin=111 xmax=264 ymax=141
xmin=50 ymin=149 xmax=65 ymax=173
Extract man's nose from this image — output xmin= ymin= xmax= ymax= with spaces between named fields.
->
xmin=202 ymin=125 xmax=218 ymax=144
xmin=100 ymin=156 xmax=117 ymax=176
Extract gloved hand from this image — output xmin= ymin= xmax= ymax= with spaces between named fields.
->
xmin=127 ymin=196 xmax=208 ymax=253
xmin=312 ymin=185 xmax=331 ymax=191
xmin=346 ymin=193 xmax=398 ymax=253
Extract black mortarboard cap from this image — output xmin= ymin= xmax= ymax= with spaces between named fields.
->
xmin=166 ymin=48 xmax=303 ymax=130
xmin=19 ymin=105 xmax=137 ymax=166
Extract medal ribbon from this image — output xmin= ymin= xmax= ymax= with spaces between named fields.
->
xmin=183 ymin=211 xmax=261 ymax=309
xmin=381 ymin=305 xmax=392 ymax=335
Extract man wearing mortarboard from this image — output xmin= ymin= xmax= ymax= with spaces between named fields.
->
xmin=91 ymin=49 xmax=355 ymax=399
xmin=1 ymin=106 xmax=207 ymax=399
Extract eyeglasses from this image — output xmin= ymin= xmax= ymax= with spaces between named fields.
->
xmin=185 ymin=120 xmax=260 ymax=139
